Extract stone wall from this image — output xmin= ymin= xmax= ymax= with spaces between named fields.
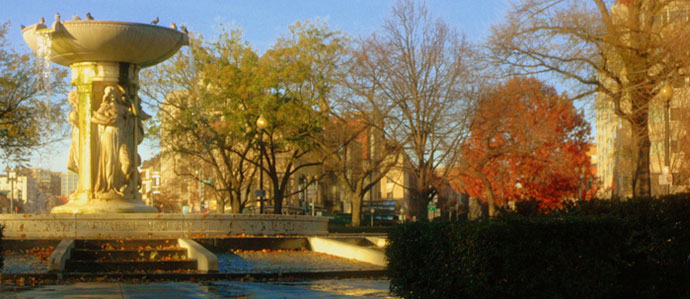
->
xmin=0 ymin=214 xmax=330 ymax=239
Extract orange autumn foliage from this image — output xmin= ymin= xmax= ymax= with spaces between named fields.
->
xmin=457 ymin=77 xmax=595 ymax=210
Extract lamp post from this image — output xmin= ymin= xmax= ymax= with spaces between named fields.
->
xmin=256 ymin=115 xmax=268 ymax=214
xmin=5 ymin=167 xmax=15 ymax=214
xmin=300 ymin=176 xmax=308 ymax=215
xmin=370 ymin=208 xmax=375 ymax=227
xmin=660 ymin=84 xmax=673 ymax=195
xmin=310 ymin=175 xmax=317 ymax=216
xmin=197 ymin=169 xmax=203 ymax=213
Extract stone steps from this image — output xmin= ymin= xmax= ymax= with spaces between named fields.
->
xmin=65 ymin=260 xmax=198 ymax=273
xmin=64 ymin=239 xmax=199 ymax=274
xmin=70 ymin=249 xmax=189 ymax=261
xmin=75 ymin=239 xmax=178 ymax=250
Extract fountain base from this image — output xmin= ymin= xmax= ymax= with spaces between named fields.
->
xmin=0 ymin=214 xmax=330 ymax=238
xmin=51 ymin=198 xmax=157 ymax=214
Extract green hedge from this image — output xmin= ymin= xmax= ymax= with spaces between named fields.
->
xmin=327 ymin=223 xmax=392 ymax=234
xmin=554 ymin=196 xmax=690 ymax=298
xmin=386 ymin=195 xmax=690 ymax=298
xmin=386 ymin=221 xmax=460 ymax=299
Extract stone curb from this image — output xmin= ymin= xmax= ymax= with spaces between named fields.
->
xmin=0 ymin=270 xmax=387 ymax=282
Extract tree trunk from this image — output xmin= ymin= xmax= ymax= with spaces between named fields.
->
xmin=230 ymin=191 xmax=241 ymax=214
xmin=410 ymin=191 xmax=430 ymax=221
xmin=273 ymin=183 xmax=282 ymax=214
xmin=216 ymin=197 xmax=225 ymax=214
xmin=351 ymin=193 xmax=362 ymax=227
xmin=350 ymin=185 xmax=364 ymax=226
xmin=633 ymin=121 xmax=652 ymax=198
xmin=479 ymin=175 xmax=497 ymax=217
xmin=487 ymin=193 xmax=496 ymax=217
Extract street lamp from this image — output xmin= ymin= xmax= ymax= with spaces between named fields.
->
xmin=311 ymin=176 xmax=317 ymax=216
xmin=5 ymin=167 xmax=16 ymax=214
xmin=300 ymin=176 xmax=308 ymax=215
xmin=660 ymin=84 xmax=673 ymax=195
xmin=370 ymin=208 xmax=375 ymax=227
xmin=256 ymin=115 xmax=268 ymax=214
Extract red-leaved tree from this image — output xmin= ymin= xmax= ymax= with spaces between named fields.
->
xmin=456 ymin=77 xmax=595 ymax=215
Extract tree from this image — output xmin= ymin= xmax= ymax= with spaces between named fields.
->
xmin=357 ymin=0 xmax=478 ymax=220
xmin=151 ymin=189 xmax=182 ymax=213
xmin=140 ymin=28 xmax=259 ymax=214
xmin=456 ymin=77 xmax=592 ymax=214
xmin=0 ymin=21 xmax=67 ymax=165
xmin=323 ymin=33 xmax=404 ymax=227
xmin=319 ymin=115 xmax=402 ymax=226
xmin=489 ymin=0 xmax=690 ymax=197
xmin=143 ymin=21 xmax=347 ymax=215
xmin=254 ymin=20 xmax=347 ymax=214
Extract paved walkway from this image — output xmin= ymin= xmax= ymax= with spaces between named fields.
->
xmin=2 ymin=280 xmax=393 ymax=298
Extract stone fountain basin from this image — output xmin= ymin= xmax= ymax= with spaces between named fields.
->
xmin=0 ymin=214 xmax=330 ymax=238
xmin=22 ymin=20 xmax=188 ymax=67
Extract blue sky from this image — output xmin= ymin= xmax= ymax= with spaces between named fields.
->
xmin=2 ymin=0 xmax=510 ymax=172
xmin=3 ymin=0 xmax=509 ymax=51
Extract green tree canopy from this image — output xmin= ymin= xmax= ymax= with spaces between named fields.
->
xmin=0 ymin=21 xmax=67 ymax=165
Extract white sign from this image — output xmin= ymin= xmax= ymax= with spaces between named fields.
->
xmin=659 ymin=174 xmax=673 ymax=186
xmin=307 ymin=185 xmax=317 ymax=199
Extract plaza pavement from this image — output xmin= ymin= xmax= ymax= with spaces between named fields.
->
xmin=1 ymin=279 xmax=393 ymax=298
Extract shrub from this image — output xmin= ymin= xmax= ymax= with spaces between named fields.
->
xmin=328 ymin=223 xmax=392 ymax=234
xmin=387 ymin=195 xmax=690 ymax=298
xmin=387 ymin=221 xmax=460 ymax=299
xmin=459 ymin=216 xmax=627 ymax=298
xmin=554 ymin=195 xmax=690 ymax=297
xmin=388 ymin=217 xmax=626 ymax=298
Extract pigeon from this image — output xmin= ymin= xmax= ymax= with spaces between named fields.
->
xmin=151 ymin=17 xmax=159 ymax=25
xmin=180 ymin=25 xmax=188 ymax=35
xmin=20 ymin=24 xmax=25 ymax=29
xmin=39 ymin=17 xmax=45 ymax=24
xmin=73 ymin=14 xmax=81 ymax=21
xmin=55 ymin=13 xmax=60 ymax=22
xmin=170 ymin=22 xmax=176 ymax=30
xmin=86 ymin=12 xmax=94 ymax=20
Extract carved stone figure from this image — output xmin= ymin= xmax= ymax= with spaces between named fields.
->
xmin=91 ymin=85 xmax=136 ymax=199
xmin=67 ymin=89 xmax=79 ymax=173
xmin=130 ymin=94 xmax=150 ymax=191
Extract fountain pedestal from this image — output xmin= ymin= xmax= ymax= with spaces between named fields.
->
xmin=53 ymin=62 xmax=156 ymax=213
xmin=22 ymin=20 xmax=188 ymax=213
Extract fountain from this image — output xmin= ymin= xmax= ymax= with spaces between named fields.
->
xmin=22 ymin=18 xmax=188 ymax=213
xmin=0 ymin=16 xmax=360 ymax=282
xmin=0 ymin=16 xmax=328 ymax=239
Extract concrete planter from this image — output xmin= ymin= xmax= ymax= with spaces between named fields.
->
xmin=0 ymin=214 xmax=330 ymax=239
